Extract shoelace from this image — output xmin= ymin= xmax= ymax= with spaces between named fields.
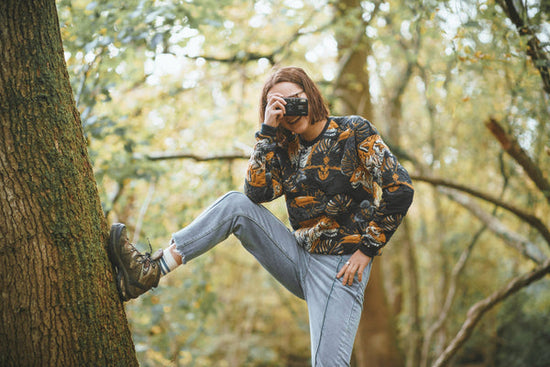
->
xmin=135 ymin=238 xmax=155 ymax=265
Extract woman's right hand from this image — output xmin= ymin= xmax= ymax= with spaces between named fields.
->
xmin=264 ymin=92 xmax=286 ymax=127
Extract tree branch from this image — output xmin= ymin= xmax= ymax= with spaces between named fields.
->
xmin=187 ymin=7 xmax=332 ymax=66
xmin=432 ymin=258 xmax=550 ymax=367
xmin=486 ymin=118 xmax=550 ymax=205
xmin=496 ymin=0 xmax=550 ymax=94
xmin=134 ymin=148 xmax=550 ymax=250
xmin=420 ymin=226 xmax=483 ymax=367
xmin=187 ymin=51 xmax=275 ymax=65
xmin=411 ymin=174 xmax=550 ymax=246
xmin=440 ymin=187 xmax=546 ymax=264
xmin=103 ymin=179 xmax=126 ymax=218
xmin=138 ymin=150 xmax=249 ymax=162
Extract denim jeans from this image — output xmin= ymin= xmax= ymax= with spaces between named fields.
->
xmin=172 ymin=191 xmax=372 ymax=366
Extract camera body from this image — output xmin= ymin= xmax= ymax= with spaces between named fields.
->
xmin=283 ymin=98 xmax=308 ymax=116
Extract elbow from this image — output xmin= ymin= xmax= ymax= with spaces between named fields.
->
xmin=246 ymin=193 xmax=263 ymax=204
xmin=244 ymin=183 xmax=266 ymax=204
xmin=399 ymin=183 xmax=414 ymax=206
xmin=385 ymin=184 xmax=414 ymax=214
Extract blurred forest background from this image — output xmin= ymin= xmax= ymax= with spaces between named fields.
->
xmin=56 ymin=0 xmax=549 ymax=366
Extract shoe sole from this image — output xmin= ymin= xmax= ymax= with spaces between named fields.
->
xmin=108 ymin=223 xmax=132 ymax=301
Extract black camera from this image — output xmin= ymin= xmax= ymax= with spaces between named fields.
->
xmin=283 ymin=98 xmax=308 ymax=116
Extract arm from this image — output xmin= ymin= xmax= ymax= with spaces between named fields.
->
xmin=356 ymin=119 xmax=414 ymax=257
xmin=245 ymin=90 xmax=289 ymax=203
xmin=244 ymin=124 xmax=284 ymax=203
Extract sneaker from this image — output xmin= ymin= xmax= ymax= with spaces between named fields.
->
xmin=108 ymin=223 xmax=162 ymax=301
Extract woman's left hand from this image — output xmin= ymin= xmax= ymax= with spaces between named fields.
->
xmin=337 ymin=250 xmax=372 ymax=286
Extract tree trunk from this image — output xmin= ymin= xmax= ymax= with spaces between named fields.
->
xmin=333 ymin=0 xmax=373 ymax=119
xmin=385 ymin=51 xmax=420 ymax=367
xmin=354 ymin=261 xmax=404 ymax=367
xmin=0 ymin=1 xmax=138 ymax=365
xmin=333 ymin=1 xmax=404 ymax=366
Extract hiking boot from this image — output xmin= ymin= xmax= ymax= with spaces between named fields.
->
xmin=108 ymin=223 xmax=162 ymax=301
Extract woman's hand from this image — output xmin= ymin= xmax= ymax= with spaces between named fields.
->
xmin=264 ymin=92 xmax=287 ymax=127
xmin=337 ymin=250 xmax=372 ymax=286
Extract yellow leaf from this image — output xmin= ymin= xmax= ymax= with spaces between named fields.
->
xmin=150 ymin=325 xmax=162 ymax=335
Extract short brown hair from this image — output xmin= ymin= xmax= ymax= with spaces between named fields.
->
xmin=260 ymin=66 xmax=329 ymax=126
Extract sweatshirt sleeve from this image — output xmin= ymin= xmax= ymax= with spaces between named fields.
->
xmin=355 ymin=119 xmax=414 ymax=257
xmin=244 ymin=124 xmax=284 ymax=203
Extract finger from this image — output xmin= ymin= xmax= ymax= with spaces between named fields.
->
xmin=267 ymin=94 xmax=286 ymax=107
xmin=268 ymin=107 xmax=285 ymax=118
xmin=337 ymin=266 xmax=346 ymax=279
xmin=357 ymin=265 xmax=364 ymax=282
xmin=339 ymin=263 xmax=351 ymax=279
xmin=269 ymin=100 xmax=286 ymax=115
xmin=341 ymin=272 xmax=349 ymax=285
xmin=351 ymin=266 xmax=359 ymax=285
xmin=347 ymin=270 xmax=355 ymax=286
xmin=343 ymin=267 xmax=355 ymax=286
xmin=264 ymin=100 xmax=286 ymax=125
xmin=350 ymin=264 xmax=361 ymax=285
xmin=337 ymin=261 xmax=351 ymax=279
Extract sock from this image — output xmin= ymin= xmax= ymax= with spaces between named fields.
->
xmin=159 ymin=247 xmax=180 ymax=276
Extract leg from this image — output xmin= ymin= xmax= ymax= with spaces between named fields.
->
xmin=172 ymin=191 xmax=306 ymax=299
xmin=304 ymin=254 xmax=373 ymax=367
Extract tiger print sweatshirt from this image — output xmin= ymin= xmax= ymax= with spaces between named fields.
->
xmin=244 ymin=115 xmax=414 ymax=257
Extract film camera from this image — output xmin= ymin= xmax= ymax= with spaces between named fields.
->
xmin=283 ymin=98 xmax=308 ymax=116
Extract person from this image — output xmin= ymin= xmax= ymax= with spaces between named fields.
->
xmin=108 ymin=66 xmax=414 ymax=366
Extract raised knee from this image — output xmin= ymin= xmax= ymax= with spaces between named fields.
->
xmin=224 ymin=191 xmax=247 ymax=201
xmin=221 ymin=191 xmax=255 ymax=208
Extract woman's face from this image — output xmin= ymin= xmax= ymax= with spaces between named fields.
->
xmin=267 ymin=82 xmax=311 ymax=137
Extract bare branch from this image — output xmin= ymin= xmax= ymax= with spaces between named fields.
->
xmin=411 ymin=174 xmax=550 ymax=246
xmin=441 ymin=187 xmax=547 ymax=264
xmin=420 ymin=226 xmax=483 ymax=367
xmin=75 ymin=46 xmax=107 ymax=108
xmin=103 ymin=179 xmax=126 ymax=219
xmin=187 ymin=52 xmax=275 ymax=65
xmin=138 ymin=151 xmax=249 ymax=162
xmin=486 ymin=118 xmax=550 ymax=205
xmin=187 ymin=6 xmax=332 ymax=66
xmin=432 ymin=258 xmax=550 ymax=367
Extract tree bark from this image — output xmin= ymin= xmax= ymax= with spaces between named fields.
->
xmin=333 ymin=0 xmax=374 ymax=120
xmin=0 ymin=1 xmax=138 ymax=365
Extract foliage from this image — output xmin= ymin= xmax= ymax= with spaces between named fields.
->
xmin=495 ymin=279 xmax=550 ymax=367
xmin=57 ymin=0 xmax=550 ymax=365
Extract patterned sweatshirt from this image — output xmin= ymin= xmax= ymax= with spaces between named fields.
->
xmin=244 ymin=116 xmax=414 ymax=257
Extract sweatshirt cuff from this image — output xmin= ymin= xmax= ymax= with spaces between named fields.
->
xmin=260 ymin=123 xmax=277 ymax=136
xmin=358 ymin=243 xmax=380 ymax=258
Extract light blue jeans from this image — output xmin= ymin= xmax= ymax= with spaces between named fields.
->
xmin=172 ymin=191 xmax=372 ymax=366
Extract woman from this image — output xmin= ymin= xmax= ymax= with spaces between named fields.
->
xmin=108 ymin=66 xmax=414 ymax=366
